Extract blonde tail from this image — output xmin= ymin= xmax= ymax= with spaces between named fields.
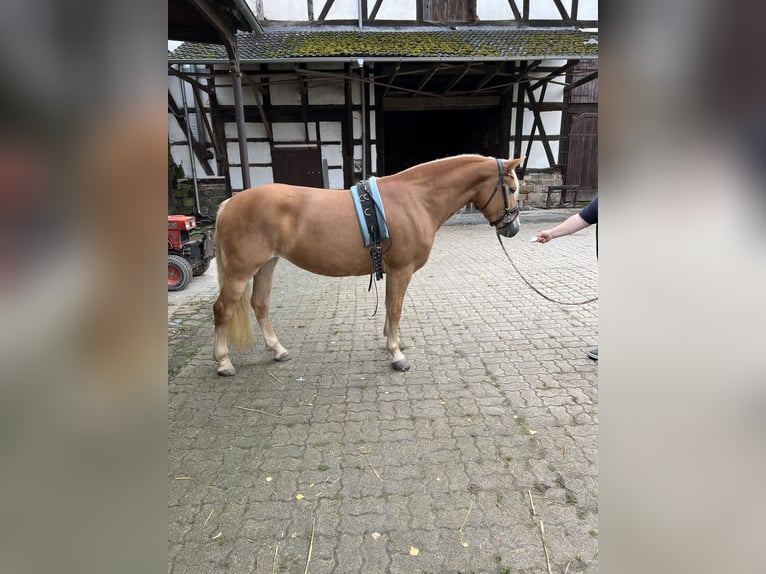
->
xmin=215 ymin=200 xmax=254 ymax=352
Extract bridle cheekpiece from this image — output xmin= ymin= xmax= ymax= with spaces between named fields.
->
xmin=479 ymin=158 xmax=520 ymax=228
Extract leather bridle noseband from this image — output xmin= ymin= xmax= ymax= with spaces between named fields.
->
xmin=478 ymin=158 xmax=520 ymax=228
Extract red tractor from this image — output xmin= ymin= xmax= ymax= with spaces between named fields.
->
xmin=168 ymin=215 xmax=215 ymax=291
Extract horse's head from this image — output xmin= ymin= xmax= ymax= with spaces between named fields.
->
xmin=477 ymin=157 xmax=524 ymax=238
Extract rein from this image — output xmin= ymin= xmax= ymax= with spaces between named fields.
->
xmin=496 ymin=234 xmax=598 ymax=306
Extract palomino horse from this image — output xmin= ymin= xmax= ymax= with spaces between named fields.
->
xmin=213 ymin=154 xmax=523 ymax=375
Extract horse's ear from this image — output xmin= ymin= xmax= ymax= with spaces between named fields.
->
xmin=505 ymin=157 xmax=525 ymax=170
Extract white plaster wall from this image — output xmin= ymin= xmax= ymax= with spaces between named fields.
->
xmin=230 ymin=166 xmax=274 ymax=190
xmin=578 ymin=0 xmax=598 ymax=20
xmin=322 ymin=144 xmax=343 ymax=166
xmin=477 ymin=0 xmax=514 ymax=20
xmin=522 ymin=110 xmax=562 ymax=136
xmin=168 ymin=77 xmax=184 ymax=108
xmin=370 ymin=145 xmax=377 ymax=173
xmin=327 ymin=169 xmax=344 ymax=189
xmin=168 ymin=113 xmax=186 ymax=143
xmin=273 ymin=122 xmax=316 ymax=142
xmin=351 ymin=81 xmax=361 ymax=105
xmin=369 ymin=110 xmax=376 ymax=139
xmin=262 ymin=1 xmax=307 ymax=21
xmin=170 ymin=146 xmax=210 ymax=179
xmin=215 ymin=84 xmax=258 ymax=106
xmin=372 ymin=0 xmax=416 ymax=20
xmin=323 ymin=0 xmax=359 ymax=20
xmin=308 ymin=81 xmax=344 ymax=105
xmin=525 ymin=140 xmax=559 ymax=169
xmin=226 ymin=141 xmax=272 ymax=165
xmin=526 ymin=82 xmax=564 ymax=103
xmin=528 ymin=0 xmax=569 ymax=20
xmin=269 ymin=79 xmax=302 ymax=106
xmin=352 ymin=111 xmax=361 ymax=139
xmin=224 ymin=122 xmax=269 ymax=139
xmin=319 ymin=121 xmax=342 ymax=142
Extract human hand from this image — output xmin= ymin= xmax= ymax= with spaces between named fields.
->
xmin=533 ymin=230 xmax=554 ymax=243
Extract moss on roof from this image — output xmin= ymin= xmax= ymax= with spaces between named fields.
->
xmin=170 ymin=29 xmax=598 ymax=61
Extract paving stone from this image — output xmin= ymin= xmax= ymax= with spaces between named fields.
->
xmin=169 ymin=222 xmax=598 ymax=573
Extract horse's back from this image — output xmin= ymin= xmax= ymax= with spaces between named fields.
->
xmin=215 ymin=183 xmax=373 ymax=276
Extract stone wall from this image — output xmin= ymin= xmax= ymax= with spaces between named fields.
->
xmin=172 ymin=178 xmax=229 ymax=219
xmin=518 ymin=170 xmax=563 ymax=208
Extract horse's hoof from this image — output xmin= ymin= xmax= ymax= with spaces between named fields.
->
xmin=275 ymin=352 xmax=292 ymax=362
xmin=217 ymin=366 xmax=236 ymax=377
xmin=391 ymin=360 xmax=411 ymax=372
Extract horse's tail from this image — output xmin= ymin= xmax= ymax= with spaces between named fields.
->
xmin=215 ymin=199 xmax=255 ymax=352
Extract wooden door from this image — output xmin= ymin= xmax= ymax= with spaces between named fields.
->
xmin=565 ymin=113 xmax=598 ymax=198
xmin=422 ymin=0 xmax=476 ymax=22
xmin=272 ymin=148 xmax=323 ymax=187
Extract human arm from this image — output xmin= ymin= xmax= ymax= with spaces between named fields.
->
xmin=534 ymin=213 xmax=591 ymax=243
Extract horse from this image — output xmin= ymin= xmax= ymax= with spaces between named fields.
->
xmin=212 ymin=154 xmax=524 ymax=375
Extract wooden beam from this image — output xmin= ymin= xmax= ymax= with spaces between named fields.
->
xmin=295 ymin=66 xmax=310 ymax=142
xmin=522 ymin=83 xmax=556 ymax=169
xmin=208 ymin=79 xmax=232 ymax=192
xmin=383 ymin=96 xmax=500 ymax=111
xmin=551 ymin=0 xmax=570 ymax=20
xmin=187 ymin=0 xmax=237 ymax=42
xmin=414 ymin=64 xmax=441 ymax=96
xmin=168 ymin=90 xmax=214 ymax=176
xmin=514 ymin=68 xmax=525 ymax=161
xmin=503 ymin=60 xmax=542 ymax=95
xmin=318 ymin=0 xmax=336 ymax=20
xmin=383 ymin=62 xmax=401 ymax=96
xmin=445 ymin=64 xmax=472 ymax=94
xmin=470 ymin=65 xmax=501 ymax=95
xmin=507 ymin=0 xmax=522 ymax=20
xmin=168 ymin=66 xmax=214 ymax=96
xmin=240 ymin=72 xmax=273 ymax=140
xmin=529 ymin=61 xmax=578 ymax=91
xmin=565 ymin=70 xmax=598 ymax=92
xmin=369 ymin=0 xmax=384 ymax=20
xmin=191 ymin=81 xmax=221 ymax=159
xmin=297 ymin=67 xmax=443 ymax=99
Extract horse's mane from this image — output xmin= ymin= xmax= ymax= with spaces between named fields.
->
xmin=390 ymin=154 xmax=489 ymax=180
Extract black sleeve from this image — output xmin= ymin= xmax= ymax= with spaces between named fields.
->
xmin=579 ymin=196 xmax=598 ymax=225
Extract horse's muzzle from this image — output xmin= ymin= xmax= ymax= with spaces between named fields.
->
xmin=497 ymin=217 xmax=520 ymax=238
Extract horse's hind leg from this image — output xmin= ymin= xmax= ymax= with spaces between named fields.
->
xmin=213 ymin=277 xmax=252 ymax=376
xmin=252 ymin=257 xmax=290 ymax=362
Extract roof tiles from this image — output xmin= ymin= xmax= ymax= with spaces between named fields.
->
xmin=170 ymin=28 xmax=598 ymax=62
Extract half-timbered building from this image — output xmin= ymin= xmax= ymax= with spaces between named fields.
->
xmin=168 ymin=0 xmax=598 ymax=215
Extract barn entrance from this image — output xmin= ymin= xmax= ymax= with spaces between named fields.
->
xmin=382 ymin=108 xmax=500 ymax=175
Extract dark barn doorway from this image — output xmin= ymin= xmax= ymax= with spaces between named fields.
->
xmin=382 ymin=108 xmax=500 ymax=175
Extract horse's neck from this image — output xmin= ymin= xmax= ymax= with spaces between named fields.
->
xmin=390 ymin=159 xmax=488 ymax=228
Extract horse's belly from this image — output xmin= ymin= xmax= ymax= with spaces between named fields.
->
xmin=280 ymin=236 xmax=373 ymax=277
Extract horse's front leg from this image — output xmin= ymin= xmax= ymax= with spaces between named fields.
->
xmin=252 ymin=257 xmax=290 ymax=362
xmin=384 ymin=268 xmax=414 ymax=371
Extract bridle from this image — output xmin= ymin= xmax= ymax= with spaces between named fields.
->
xmin=478 ymin=158 xmax=520 ymax=229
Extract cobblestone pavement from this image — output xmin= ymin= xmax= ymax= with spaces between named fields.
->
xmin=169 ymin=218 xmax=598 ymax=574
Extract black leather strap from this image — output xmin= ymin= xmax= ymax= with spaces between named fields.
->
xmin=358 ymin=180 xmax=384 ymax=283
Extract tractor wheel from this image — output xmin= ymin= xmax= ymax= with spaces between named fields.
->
xmin=168 ymin=254 xmax=193 ymax=291
xmin=192 ymin=258 xmax=211 ymax=276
